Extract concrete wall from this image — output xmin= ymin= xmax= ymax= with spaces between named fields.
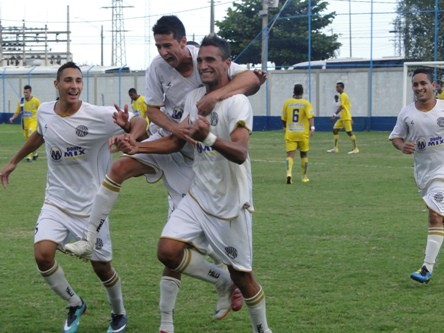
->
xmin=0 ymin=67 xmax=404 ymax=130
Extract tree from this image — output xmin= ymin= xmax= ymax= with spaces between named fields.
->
xmin=216 ymin=0 xmax=341 ymax=68
xmin=394 ymin=0 xmax=444 ymax=61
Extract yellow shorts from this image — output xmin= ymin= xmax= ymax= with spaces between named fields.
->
xmin=333 ymin=119 xmax=353 ymax=132
xmin=285 ymin=138 xmax=309 ymax=153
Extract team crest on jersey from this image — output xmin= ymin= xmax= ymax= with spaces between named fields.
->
xmin=76 ymin=125 xmax=89 ymax=137
xmin=434 ymin=192 xmax=444 ymax=203
xmin=437 ymin=117 xmax=444 ymax=127
xmin=225 ymin=246 xmax=238 ymax=259
xmin=416 ymin=137 xmax=427 ymax=151
xmin=50 ymin=146 xmax=63 ymax=161
xmin=95 ymin=237 xmax=104 ymax=250
xmin=210 ymin=112 xmax=218 ymax=126
xmin=172 ymin=106 xmax=183 ymax=120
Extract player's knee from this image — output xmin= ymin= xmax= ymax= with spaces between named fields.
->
xmin=157 ymin=239 xmax=182 ymax=269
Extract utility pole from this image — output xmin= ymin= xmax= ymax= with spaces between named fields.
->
xmin=210 ymin=0 xmax=215 ymax=34
xmin=259 ymin=0 xmax=279 ymax=70
xmin=103 ymin=0 xmax=133 ymax=66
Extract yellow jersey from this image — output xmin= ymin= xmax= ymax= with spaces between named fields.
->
xmin=15 ymin=96 xmax=40 ymax=130
xmin=338 ymin=92 xmax=352 ymax=121
xmin=281 ymin=98 xmax=314 ymax=141
xmin=131 ymin=95 xmax=149 ymax=123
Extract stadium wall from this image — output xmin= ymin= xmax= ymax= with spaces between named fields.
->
xmin=0 ymin=65 xmax=404 ymax=131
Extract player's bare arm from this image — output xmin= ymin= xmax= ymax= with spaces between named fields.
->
xmin=115 ymin=133 xmax=184 ymax=155
xmin=391 ymin=137 xmax=415 ymax=154
xmin=191 ymin=115 xmax=249 ymax=164
xmin=196 ymin=70 xmax=261 ymax=116
xmin=0 ymin=131 xmax=44 ymax=187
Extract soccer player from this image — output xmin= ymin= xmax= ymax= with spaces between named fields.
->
xmin=64 ymin=15 xmax=263 ymax=333
xmin=128 ymin=87 xmax=149 ymax=125
xmin=435 ymin=80 xmax=444 ymax=100
xmin=0 ymin=61 xmax=147 ymax=333
xmin=327 ymin=81 xmax=359 ymax=154
xmin=114 ymin=33 xmax=273 ymax=333
xmin=389 ymin=67 xmax=444 ymax=284
xmin=9 ymin=85 xmax=41 ymax=162
xmin=281 ymin=83 xmax=315 ymax=184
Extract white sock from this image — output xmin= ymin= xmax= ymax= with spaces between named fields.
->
xmin=159 ymin=276 xmax=181 ymax=333
xmin=245 ymin=286 xmax=271 ymax=333
xmin=177 ymin=248 xmax=231 ymax=289
xmin=424 ymin=227 xmax=444 ymax=273
xmin=102 ymin=270 xmax=126 ymax=315
xmin=86 ymin=175 xmax=121 ymax=243
xmin=39 ymin=262 xmax=81 ymax=307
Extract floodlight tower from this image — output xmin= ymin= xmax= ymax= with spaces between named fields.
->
xmin=103 ymin=0 xmax=132 ymax=66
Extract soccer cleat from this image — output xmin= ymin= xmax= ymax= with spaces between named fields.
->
xmin=26 ymin=157 xmax=33 ymax=163
xmin=64 ymin=240 xmax=93 ymax=260
xmin=214 ymin=284 xmax=244 ymax=320
xmin=410 ymin=266 xmax=431 ymax=284
xmin=107 ymin=313 xmax=128 ymax=333
xmin=63 ymin=300 xmax=87 ymax=333
xmin=327 ymin=147 xmax=338 ymax=153
xmin=286 ymin=176 xmax=292 ymax=184
xmin=302 ymin=176 xmax=310 ymax=183
xmin=348 ymin=148 xmax=359 ymax=154
xmin=32 ymin=153 xmax=39 ymax=161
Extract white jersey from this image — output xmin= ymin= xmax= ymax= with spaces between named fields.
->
xmin=144 ymin=45 xmax=247 ymax=132
xmin=37 ymin=101 xmax=131 ymax=215
xmin=184 ymin=87 xmax=254 ymax=219
xmin=389 ymin=99 xmax=444 ymax=190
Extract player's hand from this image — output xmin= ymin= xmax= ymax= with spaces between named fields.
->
xmin=171 ymin=120 xmax=192 ymax=142
xmin=189 ymin=115 xmax=210 ymax=142
xmin=113 ymin=104 xmax=130 ymax=130
xmin=115 ymin=134 xmax=139 ymax=154
xmin=0 ymin=163 xmax=16 ymax=188
xmin=253 ymin=69 xmax=268 ymax=85
xmin=401 ymin=141 xmax=416 ymax=154
xmin=196 ymin=92 xmax=218 ymax=116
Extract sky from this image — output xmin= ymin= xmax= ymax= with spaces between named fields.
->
xmin=0 ymin=0 xmax=399 ymax=70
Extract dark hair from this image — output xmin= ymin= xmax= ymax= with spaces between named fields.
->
xmin=200 ymin=34 xmax=231 ymax=60
xmin=128 ymin=88 xmax=137 ymax=94
xmin=24 ymin=84 xmax=32 ymax=91
xmin=412 ymin=68 xmax=433 ymax=83
xmin=293 ymin=84 xmax=303 ymax=96
xmin=186 ymin=40 xmax=200 ymax=47
xmin=152 ymin=15 xmax=186 ymax=42
xmin=336 ymin=81 xmax=344 ymax=89
xmin=57 ymin=61 xmax=82 ymax=81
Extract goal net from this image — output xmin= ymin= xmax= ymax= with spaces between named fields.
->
xmin=403 ymin=61 xmax=444 ymax=106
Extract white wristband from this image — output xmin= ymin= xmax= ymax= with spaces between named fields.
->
xmin=202 ymin=132 xmax=217 ymax=147
xmin=310 ymin=126 xmax=315 ymax=131
xmin=332 ymin=113 xmax=337 ymax=117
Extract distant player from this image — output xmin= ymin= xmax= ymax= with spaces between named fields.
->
xmin=327 ymin=81 xmax=359 ymax=154
xmin=128 ymin=87 xmax=150 ymax=126
xmin=281 ymin=83 xmax=315 ymax=184
xmin=9 ymin=85 xmax=40 ymax=162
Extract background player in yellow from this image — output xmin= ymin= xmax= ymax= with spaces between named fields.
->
xmin=128 ymin=88 xmax=150 ymax=126
xmin=281 ymin=84 xmax=315 ymax=184
xmin=9 ymin=85 xmax=40 ymax=162
xmin=327 ymin=81 xmax=359 ymax=154
xmin=435 ymin=80 xmax=444 ymax=100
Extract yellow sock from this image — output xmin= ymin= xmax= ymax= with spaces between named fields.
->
xmin=286 ymin=157 xmax=294 ymax=177
xmin=333 ymin=134 xmax=339 ymax=149
xmin=301 ymin=157 xmax=308 ymax=178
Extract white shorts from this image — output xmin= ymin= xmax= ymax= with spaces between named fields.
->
xmin=161 ymin=195 xmax=253 ymax=272
xmin=129 ymin=132 xmax=195 ymax=210
xmin=422 ymin=180 xmax=444 ymax=216
xmin=35 ymin=204 xmax=113 ymax=262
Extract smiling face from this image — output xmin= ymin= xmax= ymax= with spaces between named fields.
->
xmin=54 ymin=67 xmax=83 ymax=105
xmin=412 ymin=72 xmax=435 ymax=104
xmin=197 ymin=45 xmax=230 ymax=90
xmin=154 ymin=33 xmax=187 ymax=68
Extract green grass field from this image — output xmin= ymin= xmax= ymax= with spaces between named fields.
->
xmin=0 ymin=124 xmax=441 ymax=332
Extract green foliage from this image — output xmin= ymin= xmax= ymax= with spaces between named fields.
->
xmin=2 ymin=125 xmax=444 ymax=332
xmin=216 ymin=0 xmax=341 ymax=68
xmin=394 ymin=0 xmax=444 ymax=60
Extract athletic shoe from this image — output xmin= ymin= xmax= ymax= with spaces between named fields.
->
xmin=64 ymin=240 xmax=93 ymax=260
xmin=63 ymin=300 xmax=87 ymax=333
xmin=26 ymin=157 xmax=33 ymax=163
xmin=286 ymin=176 xmax=292 ymax=184
xmin=214 ymin=284 xmax=244 ymax=320
xmin=32 ymin=153 xmax=39 ymax=161
xmin=348 ymin=148 xmax=360 ymax=154
xmin=327 ymin=147 xmax=338 ymax=153
xmin=410 ymin=265 xmax=431 ymax=284
xmin=302 ymin=176 xmax=310 ymax=183
xmin=107 ymin=313 xmax=128 ymax=333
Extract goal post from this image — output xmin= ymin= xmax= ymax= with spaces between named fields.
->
xmin=403 ymin=61 xmax=444 ymax=106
